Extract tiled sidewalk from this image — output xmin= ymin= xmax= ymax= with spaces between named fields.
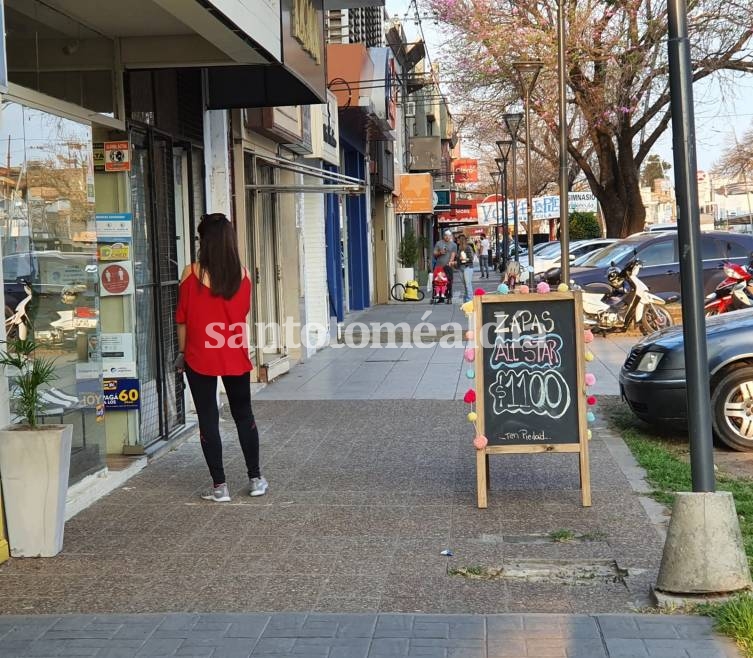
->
xmin=0 ymin=612 xmax=739 ymax=657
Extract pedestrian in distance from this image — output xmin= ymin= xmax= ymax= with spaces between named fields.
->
xmin=174 ymin=212 xmax=268 ymax=502
xmin=456 ymin=234 xmax=475 ymax=303
xmin=433 ymin=229 xmax=457 ymax=303
xmin=479 ymin=233 xmax=490 ymax=278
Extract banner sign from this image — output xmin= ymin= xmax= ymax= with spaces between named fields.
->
xmin=477 ymin=193 xmax=599 ymax=225
xmin=437 ymin=199 xmax=479 ymax=224
xmin=452 ymin=158 xmax=479 ymax=183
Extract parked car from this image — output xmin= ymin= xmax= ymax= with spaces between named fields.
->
xmin=534 ymin=238 xmax=616 ymax=278
xmin=620 ymin=307 xmax=753 ymax=451
xmin=545 ymin=231 xmax=753 ymax=296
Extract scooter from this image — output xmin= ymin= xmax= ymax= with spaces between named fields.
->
xmin=579 ymin=258 xmax=676 ymax=336
xmin=704 ymin=261 xmax=753 ymax=316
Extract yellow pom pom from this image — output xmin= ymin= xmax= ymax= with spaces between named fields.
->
xmin=585 ymin=351 xmax=594 ymax=362
xmin=467 ymin=411 xmax=478 ymax=422
xmin=461 ymin=301 xmax=474 ymax=313
xmin=557 ymin=283 xmax=569 ymax=292
xmin=587 ymin=429 xmax=592 ymax=440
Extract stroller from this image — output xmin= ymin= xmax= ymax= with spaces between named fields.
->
xmin=430 ymin=266 xmax=451 ymax=304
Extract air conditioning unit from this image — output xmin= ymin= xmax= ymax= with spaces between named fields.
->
xmin=405 ymin=101 xmax=416 ymax=118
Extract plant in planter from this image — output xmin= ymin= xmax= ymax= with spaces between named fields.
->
xmin=396 ymin=229 xmax=419 ymax=286
xmin=0 ymin=338 xmax=72 ymax=557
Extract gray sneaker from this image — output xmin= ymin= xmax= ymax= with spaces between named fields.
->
xmin=249 ymin=476 xmax=268 ymax=497
xmin=200 ymin=483 xmax=230 ymax=502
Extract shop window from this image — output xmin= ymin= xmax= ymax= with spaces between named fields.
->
xmin=0 ymin=100 xmax=105 ymax=485
xmin=5 ymin=3 xmax=116 ymax=118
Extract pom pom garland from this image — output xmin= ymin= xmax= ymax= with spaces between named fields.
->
xmin=585 ymin=373 xmax=596 ymax=386
xmin=467 ymin=411 xmax=478 ymax=422
xmin=463 ymin=389 xmax=477 ymax=404
xmin=461 ymin=301 xmax=474 ymax=313
xmin=583 ymin=329 xmax=594 ymax=343
xmin=464 ymin=348 xmax=475 ymax=362
xmin=536 ymin=281 xmax=551 ymax=294
xmin=587 ymin=395 xmax=597 ymax=406
xmin=496 ymin=283 xmax=509 ymax=294
xmin=585 ymin=352 xmax=594 ymax=362
xmin=466 ymin=368 xmax=475 ymax=379
xmin=473 ymin=435 xmax=488 ymax=450
xmin=587 ymin=411 xmax=596 ymax=422
xmin=557 ymin=283 xmax=569 ymax=292
xmin=519 ymin=285 xmax=529 ymax=294
xmin=465 ymin=330 xmax=474 ymax=341
xmin=474 ymin=288 xmax=485 ymax=296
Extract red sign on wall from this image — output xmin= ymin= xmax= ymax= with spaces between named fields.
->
xmin=437 ymin=198 xmax=478 ymax=224
xmin=452 ymin=158 xmax=479 ymax=183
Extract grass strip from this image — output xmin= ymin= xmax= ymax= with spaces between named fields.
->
xmin=608 ymin=406 xmax=753 ymax=656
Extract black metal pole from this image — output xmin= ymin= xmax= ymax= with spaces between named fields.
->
xmin=502 ymin=162 xmax=509 ymax=273
xmin=558 ymin=0 xmax=570 ymax=286
xmin=667 ymin=0 xmax=715 ymax=492
xmin=511 ymin=141 xmax=519 ymax=263
xmin=494 ymin=176 xmax=501 ymax=268
xmin=524 ymin=90 xmax=535 ymax=288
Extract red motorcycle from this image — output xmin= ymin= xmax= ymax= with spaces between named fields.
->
xmin=704 ymin=261 xmax=753 ymax=316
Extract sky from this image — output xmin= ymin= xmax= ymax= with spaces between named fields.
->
xmin=385 ymin=0 xmax=753 ymax=174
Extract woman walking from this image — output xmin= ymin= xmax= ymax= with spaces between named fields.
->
xmin=174 ymin=212 xmax=268 ymax=502
xmin=456 ymin=234 xmax=475 ymax=303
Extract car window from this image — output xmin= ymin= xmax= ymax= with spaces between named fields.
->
xmin=578 ymin=241 xmax=639 ymax=267
xmin=721 ymin=239 xmax=750 ymax=259
xmin=536 ymin=242 xmax=562 ymax=258
xmin=701 ymin=236 xmax=724 ymax=260
xmin=637 ymin=238 xmax=676 ymax=266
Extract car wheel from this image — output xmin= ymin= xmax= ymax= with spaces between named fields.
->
xmin=711 ymin=366 xmax=753 ymax=451
xmin=640 ymin=304 xmax=672 ymax=335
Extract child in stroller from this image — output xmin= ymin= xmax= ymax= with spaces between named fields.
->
xmin=431 ymin=265 xmax=450 ymax=304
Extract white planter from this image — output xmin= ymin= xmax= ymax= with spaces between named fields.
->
xmin=0 ymin=424 xmax=72 ymax=557
xmin=396 ymin=267 xmax=414 ymax=286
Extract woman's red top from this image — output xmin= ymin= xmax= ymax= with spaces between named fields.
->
xmin=175 ymin=267 xmax=253 ymax=376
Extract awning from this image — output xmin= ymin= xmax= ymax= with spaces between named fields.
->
xmin=246 ymin=154 xmax=366 ymax=194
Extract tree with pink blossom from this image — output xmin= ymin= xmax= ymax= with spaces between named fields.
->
xmin=427 ymin=0 xmax=753 ymax=236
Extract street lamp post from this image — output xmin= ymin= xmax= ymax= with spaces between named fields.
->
xmin=513 ymin=60 xmax=544 ymax=289
xmin=490 ymin=170 xmax=501 ymax=269
xmin=503 ymin=113 xmax=523 ymax=263
xmin=496 ymin=141 xmax=513 ymax=273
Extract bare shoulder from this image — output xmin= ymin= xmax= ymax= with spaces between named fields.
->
xmin=180 ymin=264 xmax=194 ymax=283
xmin=242 ymin=266 xmax=250 ymax=280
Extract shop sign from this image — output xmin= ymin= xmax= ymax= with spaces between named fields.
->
xmin=395 ymin=173 xmax=434 ymax=214
xmin=452 ymin=159 xmax=479 ymax=183
xmin=104 ymin=141 xmax=130 ymax=172
xmin=76 ymin=377 xmax=103 ymax=408
xmin=292 ymin=0 xmax=321 ymax=64
xmin=98 ymin=241 xmax=131 ymax=261
xmin=93 ymin=142 xmax=105 ymax=171
xmin=96 ymin=213 xmax=132 ymax=239
xmin=437 ymin=199 xmax=478 ymax=224
xmin=435 ymin=189 xmax=451 ymax=211
xmin=103 ymin=378 xmax=141 ymax=411
xmin=99 ymin=261 xmax=134 ymax=297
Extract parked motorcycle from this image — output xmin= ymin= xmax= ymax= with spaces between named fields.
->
xmin=704 ymin=261 xmax=753 ymax=316
xmin=578 ymin=258 xmax=676 ymax=335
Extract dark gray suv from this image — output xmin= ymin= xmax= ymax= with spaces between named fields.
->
xmin=548 ymin=231 xmax=753 ymax=297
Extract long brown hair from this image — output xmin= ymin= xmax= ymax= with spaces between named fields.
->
xmin=197 ymin=213 xmax=242 ymax=299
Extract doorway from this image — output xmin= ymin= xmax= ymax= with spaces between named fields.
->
xmin=130 ymin=126 xmax=203 ymax=445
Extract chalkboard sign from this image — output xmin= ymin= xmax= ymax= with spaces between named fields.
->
xmin=473 ymin=292 xmax=591 ymax=508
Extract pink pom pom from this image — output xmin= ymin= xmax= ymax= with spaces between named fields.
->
xmin=585 ymin=373 xmax=596 ymax=386
xmin=464 ymin=348 xmax=475 ymax=362
xmin=474 ymin=288 xmax=485 ymax=296
xmin=465 ymin=330 xmax=474 ymax=341
xmin=463 ymin=389 xmax=477 ymax=404
xmin=587 ymin=395 xmax=597 ymax=406
xmin=473 ymin=435 xmax=488 ymax=450
xmin=584 ymin=329 xmax=594 ymax=343
xmin=536 ymin=281 xmax=550 ymax=294
xmin=519 ymin=285 xmax=529 ymax=294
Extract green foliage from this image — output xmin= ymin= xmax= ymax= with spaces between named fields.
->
xmin=641 ymin=155 xmax=671 ymax=189
xmin=0 ymin=338 xmax=58 ymax=427
xmin=398 ymin=228 xmax=419 ymax=268
xmin=549 ymin=529 xmax=576 ymax=543
xmin=569 ymin=212 xmax=602 ymax=240
xmin=697 ymin=595 xmax=753 ymax=657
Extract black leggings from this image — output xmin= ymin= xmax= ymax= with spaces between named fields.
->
xmin=185 ymin=364 xmax=260 ymax=485
xmin=443 ymin=265 xmax=454 ymax=297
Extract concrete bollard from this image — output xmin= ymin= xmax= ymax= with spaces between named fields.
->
xmin=655 ymin=491 xmax=751 ymax=597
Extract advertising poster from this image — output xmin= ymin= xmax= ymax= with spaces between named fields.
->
xmin=100 ymin=333 xmax=137 ymax=378
xmin=95 ymin=213 xmax=132 ymax=239
xmin=103 ymin=378 xmax=141 ymax=410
